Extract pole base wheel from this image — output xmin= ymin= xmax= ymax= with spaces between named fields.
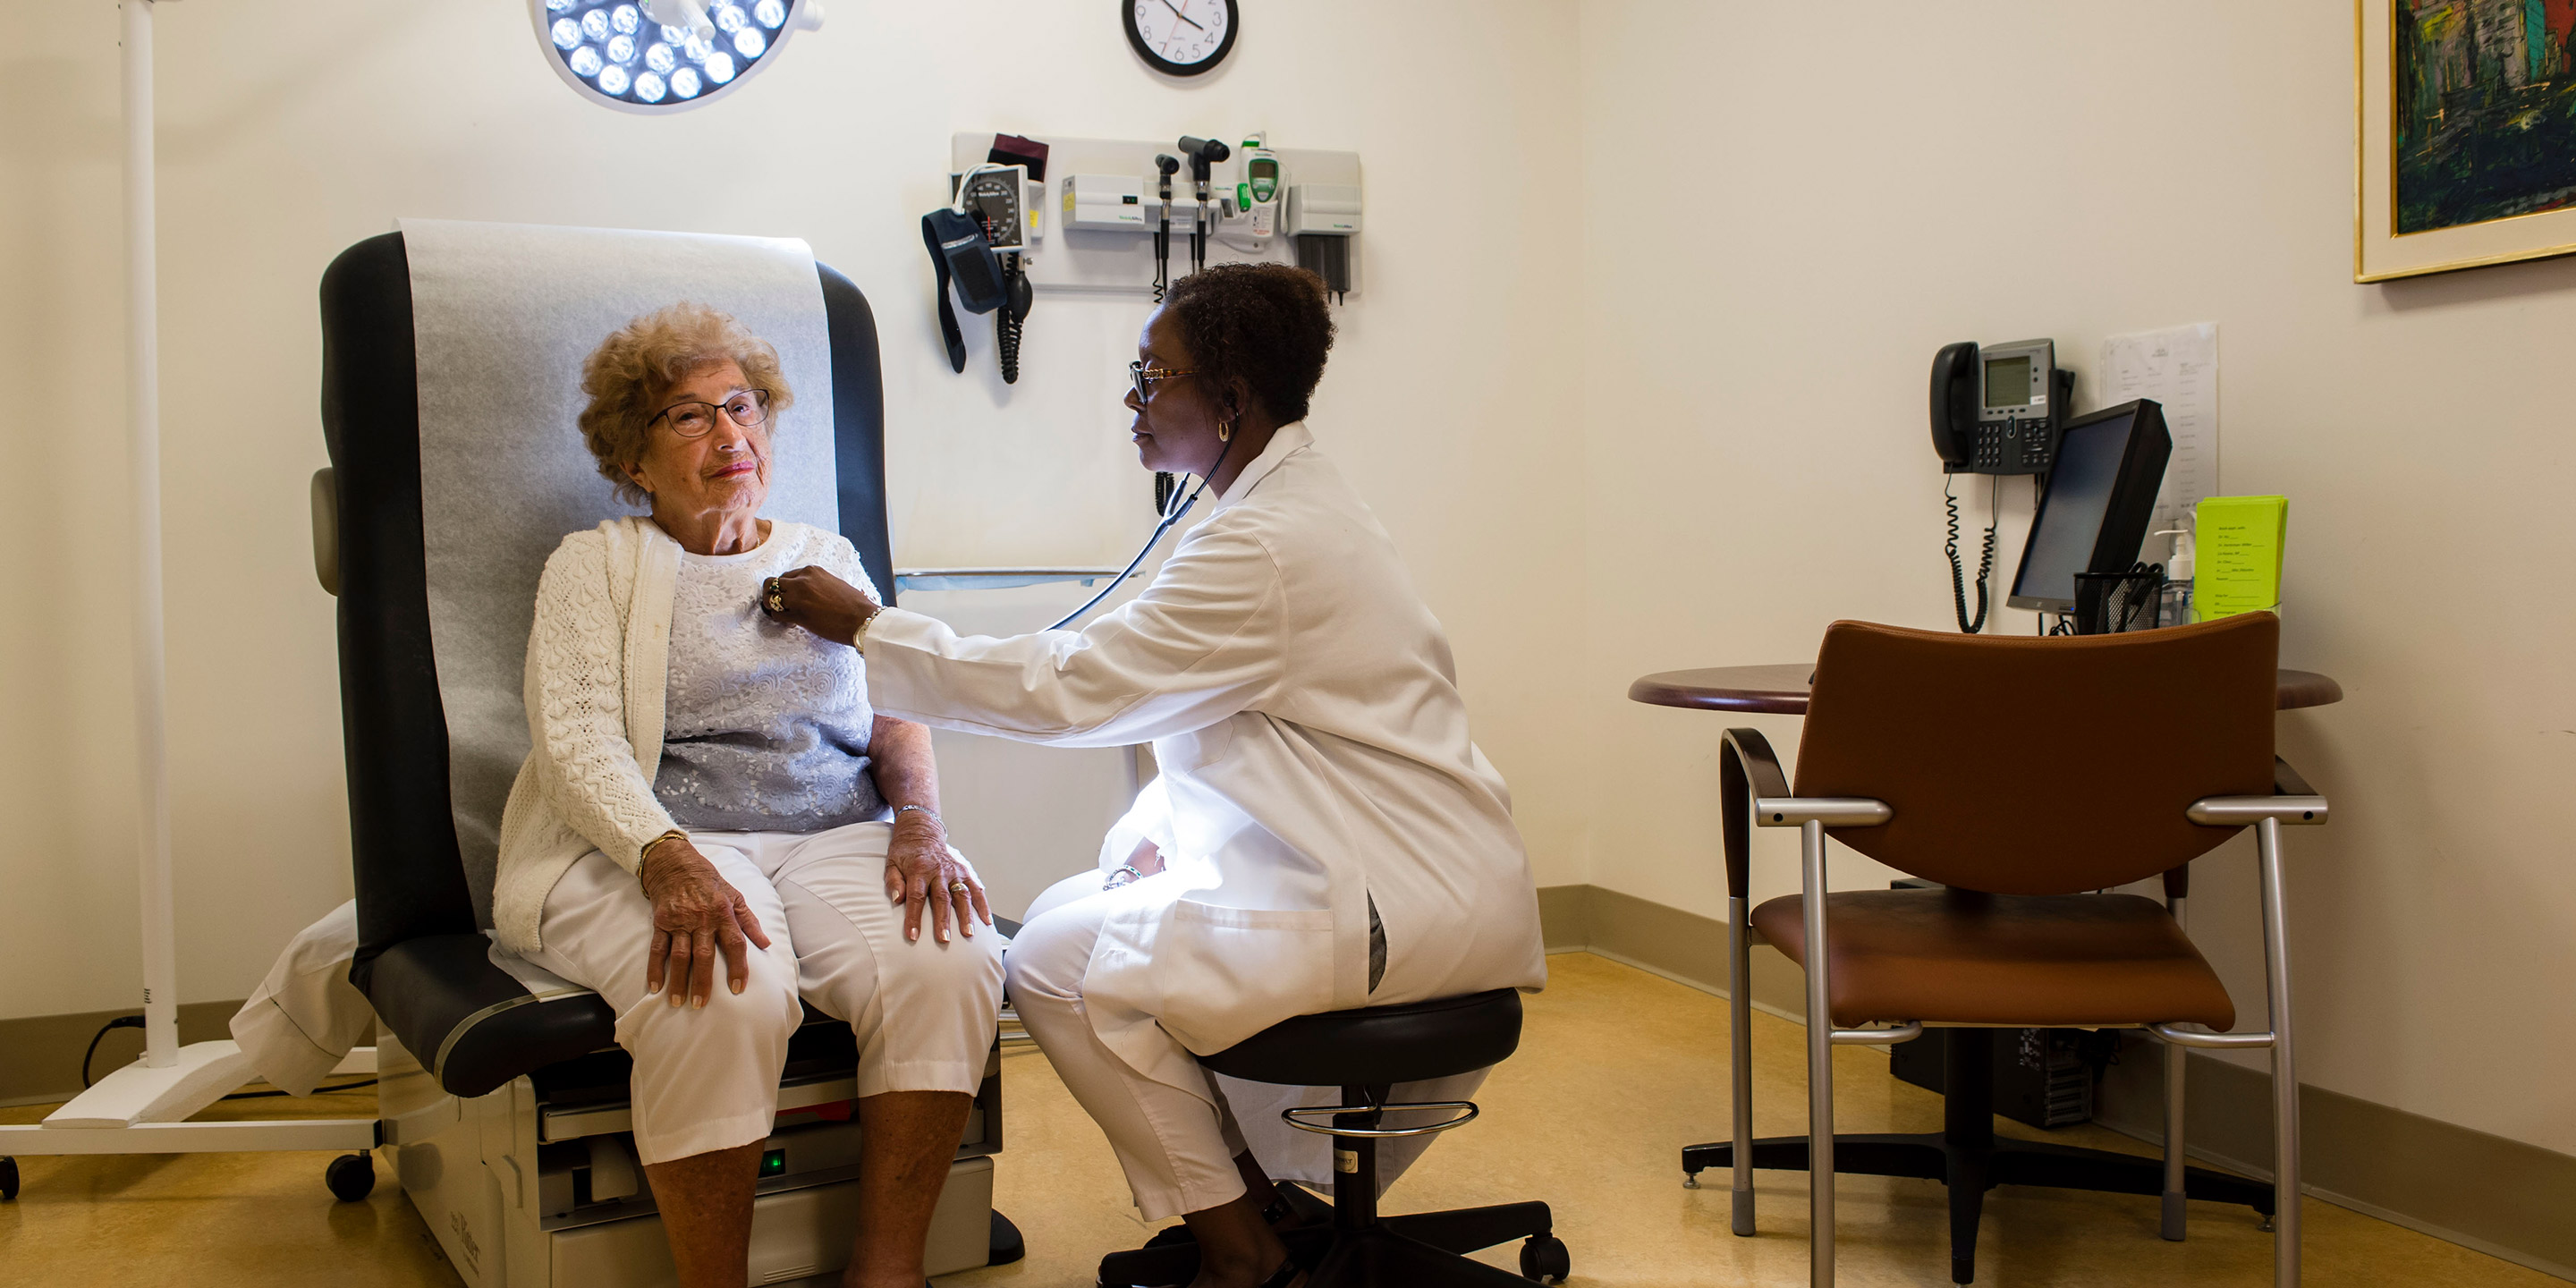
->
xmin=324 ymin=1152 xmax=375 ymax=1202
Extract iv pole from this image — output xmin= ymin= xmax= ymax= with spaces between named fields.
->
xmin=0 ymin=1 xmax=377 ymax=1179
xmin=126 ymin=0 xmax=179 ymax=1079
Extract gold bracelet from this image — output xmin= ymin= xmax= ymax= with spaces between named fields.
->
xmin=640 ymin=828 xmax=687 ymax=863
xmin=856 ymin=607 xmax=886 ymax=654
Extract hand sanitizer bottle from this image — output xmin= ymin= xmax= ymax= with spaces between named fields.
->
xmin=2154 ymin=527 xmax=2195 ymax=627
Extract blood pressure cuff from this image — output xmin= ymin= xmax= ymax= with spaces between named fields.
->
xmin=922 ymin=208 xmax=1004 ymax=373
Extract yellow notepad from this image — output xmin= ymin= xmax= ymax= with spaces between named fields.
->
xmin=2194 ymin=495 xmax=2287 ymax=621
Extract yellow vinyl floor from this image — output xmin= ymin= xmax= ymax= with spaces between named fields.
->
xmin=0 ymin=952 xmax=2550 ymax=1286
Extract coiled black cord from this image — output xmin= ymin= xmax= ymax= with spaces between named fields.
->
xmin=996 ymin=254 xmax=1028 ymax=385
xmin=1944 ymin=474 xmax=1999 ymax=634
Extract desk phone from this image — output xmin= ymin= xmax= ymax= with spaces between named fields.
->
xmin=1930 ymin=338 xmax=2072 ymax=476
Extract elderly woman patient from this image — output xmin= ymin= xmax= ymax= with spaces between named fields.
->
xmin=491 ymin=302 xmax=1004 ymax=1288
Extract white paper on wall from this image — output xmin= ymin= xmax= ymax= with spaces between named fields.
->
xmin=2097 ymin=323 xmax=2219 ymax=542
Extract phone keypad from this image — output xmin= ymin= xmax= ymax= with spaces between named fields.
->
xmin=1970 ymin=419 xmax=2055 ymax=473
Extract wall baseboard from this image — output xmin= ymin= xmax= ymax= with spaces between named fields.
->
xmin=0 ymin=1001 xmax=247 ymax=1109
xmin=1537 ymin=883 xmax=2576 ymax=1284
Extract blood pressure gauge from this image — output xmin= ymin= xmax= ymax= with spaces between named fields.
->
xmin=959 ymin=166 xmax=1030 ymax=250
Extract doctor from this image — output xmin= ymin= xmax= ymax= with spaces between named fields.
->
xmin=766 ymin=262 xmax=1545 ymax=1288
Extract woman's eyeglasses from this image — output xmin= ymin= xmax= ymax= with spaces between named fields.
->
xmin=652 ymin=388 xmax=772 ymax=438
xmin=1129 ymin=361 xmax=1197 ymax=404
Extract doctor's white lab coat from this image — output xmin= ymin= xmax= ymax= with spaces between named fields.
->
xmin=862 ymin=421 xmax=1546 ymax=1105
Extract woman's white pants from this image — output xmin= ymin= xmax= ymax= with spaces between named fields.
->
xmin=528 ymin=820 xmax=1005 ymax=1166
xmin=1007 ymin=873 xmax=1483 ymax=1223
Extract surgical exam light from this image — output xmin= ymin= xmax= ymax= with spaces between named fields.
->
xmin=531 ymin=0 xmax=822 ymax=113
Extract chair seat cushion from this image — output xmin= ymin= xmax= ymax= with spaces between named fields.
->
xmin=367 ymin=934 xmax=619 ymax=1098
xmin=1750 ymin=889 xmax=2235 ymax=1030
xmin=1196 ymin=989 xmax=1524 ymax=1088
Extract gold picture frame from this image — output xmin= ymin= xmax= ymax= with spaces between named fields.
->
xmin=2356 ymin=1 xmax=2576 ymax=282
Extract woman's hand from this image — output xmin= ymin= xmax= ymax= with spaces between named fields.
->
xmin=882 ymin=809 xmax=992 ymax=945
xmin=1103 ymin=838 xmax=1167 ymax=890
xmin=763 ymin=565 xmax=879 ymax=647
xmin=640 ymin=835 xmax=772 ymax=1007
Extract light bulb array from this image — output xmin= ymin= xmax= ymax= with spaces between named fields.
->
xmin=538 ymin=0 xmax=801 ymax=109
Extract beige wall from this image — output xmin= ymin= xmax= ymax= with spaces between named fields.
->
xmin=1576 ymin=0 xmax=2576 ymax=1156
xmin=0 ymin=1 xmax=1586 ymax=1018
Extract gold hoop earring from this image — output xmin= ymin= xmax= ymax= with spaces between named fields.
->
xmin=1217 ymin=419 xmax=1234 ymax=443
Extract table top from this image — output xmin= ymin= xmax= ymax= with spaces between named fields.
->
xmin=1628 ymin=663 xmax=2343 ymax=715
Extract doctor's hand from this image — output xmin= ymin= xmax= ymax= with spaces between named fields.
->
xmin=763 ymin=565 xmax=880 ymax=648
xmin=640 ymin=835 xmax=772 ymax=1009
xmin=883 ymin=809 xmax=992 ymax=945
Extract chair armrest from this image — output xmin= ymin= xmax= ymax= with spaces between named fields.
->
xmin=1716 ymin=730 xmax=1782 ymax=900
xmin=1716 ymin=727 xmax=1891 ymax=900
xmin=1751 ymin=797 xmax=1894 ymax=828
xmin=2187 ymin=755 xmax=2328 ymax=826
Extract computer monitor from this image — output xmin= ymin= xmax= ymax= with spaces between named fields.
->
xmin=2006 ymin=399 xmax=2173 ymax=614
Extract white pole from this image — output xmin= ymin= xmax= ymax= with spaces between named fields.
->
xmin=122 ymin=0 xmax=177 ymax=1070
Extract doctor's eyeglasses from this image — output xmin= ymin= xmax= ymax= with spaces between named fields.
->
xmin=1130 ymin=361 xmax=1198 ymax=403
xmin=652 ymin=388 xmax=772 ymax=438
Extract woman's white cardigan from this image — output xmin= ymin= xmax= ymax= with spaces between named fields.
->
xmin=491 ymin=516 xmax=689 ymax=955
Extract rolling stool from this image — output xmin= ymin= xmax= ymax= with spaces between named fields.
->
xmin=1097 ymin=988 xmax=1569 ymax=1288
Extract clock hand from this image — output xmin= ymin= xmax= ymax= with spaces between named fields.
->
xmin=1157 ymin=0 xmax=1206 ymax=33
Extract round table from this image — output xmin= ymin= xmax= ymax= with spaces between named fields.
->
xmin=1628 ymin=664 xmax=2343 ymax=714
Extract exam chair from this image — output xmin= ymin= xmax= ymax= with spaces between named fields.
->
xmin=1688 ymin=612 xmax=2323 ymax=1286
xmin=315 ymin=227 xmax=1019 ymax=1287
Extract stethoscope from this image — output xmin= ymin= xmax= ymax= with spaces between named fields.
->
xmin=1041 ymin=434 xmax=1234 ymax=631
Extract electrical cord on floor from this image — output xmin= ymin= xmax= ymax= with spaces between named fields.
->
xmin=80 ymin=1012 xmax=375 ymax=1098
xmin=80 ymin=1014 xmax=146 ymax=1089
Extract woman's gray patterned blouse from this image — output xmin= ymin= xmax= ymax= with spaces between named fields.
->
xmin=653 ymin=522 xmax=888 ymax=834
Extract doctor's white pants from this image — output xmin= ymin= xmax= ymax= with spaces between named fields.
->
xmin=1008 ymin=872 xmax=1484 ymax=1222
xmin=528 ymin=820 xmax=1006 ymax=1165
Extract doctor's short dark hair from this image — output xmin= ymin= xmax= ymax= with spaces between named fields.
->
xmin=1164 ymin=263 xmax=1335 ymax=425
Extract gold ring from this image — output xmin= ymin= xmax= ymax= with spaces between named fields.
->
xmin=947 ymin=881 xmax=970 ymax=894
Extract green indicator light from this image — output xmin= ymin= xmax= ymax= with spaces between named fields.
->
xmin=760 ymin=1148 xmax=786 ymax=1177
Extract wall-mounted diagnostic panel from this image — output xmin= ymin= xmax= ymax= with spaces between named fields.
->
xmin=949 ymin=131 xmax=1362 ymax=301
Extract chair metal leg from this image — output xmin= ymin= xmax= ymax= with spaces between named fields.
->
xmin=1728 ymin=892 xmax=1756 ymax=1234
xmin=1799 ymin=819 xmax=1836 ymax=1288
xmin=2256 ymin=818 xmax=2301 ymax=1285
xmin=2163 ymin=891 xmax=2190 ymax=1242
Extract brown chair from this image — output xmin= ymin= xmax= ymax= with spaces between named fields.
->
xmin=1685 ymin=613 xmax=2325 ymax=1286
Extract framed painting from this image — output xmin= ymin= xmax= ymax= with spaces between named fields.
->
xmin=2358 ymin=1 xmax=2576 ymax=281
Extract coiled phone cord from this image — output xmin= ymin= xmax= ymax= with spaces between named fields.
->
xmin=1043 ymin=435 xmax=1235 ymax=631
xmin=1945 ymin=473 xmax=1999 ymax=634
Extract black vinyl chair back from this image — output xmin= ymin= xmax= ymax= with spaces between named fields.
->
xmin=318 ymin=231 xmax=890 ymax=991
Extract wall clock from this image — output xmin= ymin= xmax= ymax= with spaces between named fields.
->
xmin=1123 ymin=0 xmax=1238 ymax=78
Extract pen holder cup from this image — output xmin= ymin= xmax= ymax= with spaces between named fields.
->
xmin=2074 ymin=569 xmax=2167 ymax=636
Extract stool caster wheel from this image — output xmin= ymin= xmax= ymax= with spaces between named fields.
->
xmin=1519 ymin=1233 xmax=1570 ymax=1284
xmin=325 ymin=1152 xmax=375 ymax=1202
xmin=1 ymin=1156 xmax=19 ymax=1200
